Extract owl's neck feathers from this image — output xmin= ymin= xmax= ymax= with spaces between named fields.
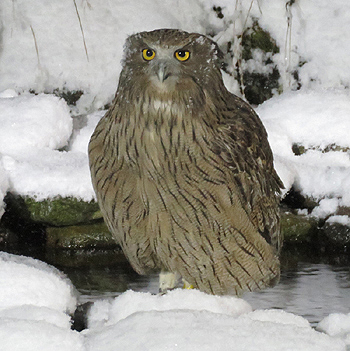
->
xmin=101 ymin=80 xmax=223 ymax=175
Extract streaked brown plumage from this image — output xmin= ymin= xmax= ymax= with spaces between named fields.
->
xmin=88 ymin=29 xmax=283 ymax=296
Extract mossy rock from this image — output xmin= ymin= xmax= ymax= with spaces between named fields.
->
xmin=292 ymin=143 xmax=350 ymax=156
xmin=46 ymin=221 xmax=115 ymax=249
xmin=4 ymin=193 xmax=102 ymax=227
xmin=281 ymin=211 xmax=318 ymax=244
xmin=241 ymin=21 xmax=280 ymax=105
xmin=242 ymin=21 xmax=279 ymax=60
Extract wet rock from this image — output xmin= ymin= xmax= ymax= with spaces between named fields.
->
xmin=46 ymin=221 xmax=115 ymax=249
xmin=45 ymin=247 xmax=124 ymax=268
xmin=322 ymin=216 xmax=350 ymax=246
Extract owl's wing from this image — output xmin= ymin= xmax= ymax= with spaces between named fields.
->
xmin=212 ymin=94 xmax=284 ymax=254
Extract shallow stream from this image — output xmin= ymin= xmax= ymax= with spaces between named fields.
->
xmin=3 ymin=243 xmax=350 ymax=327
xmin=53 ymin=248 xmax=350 ymax=327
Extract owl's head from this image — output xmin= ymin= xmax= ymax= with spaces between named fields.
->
xmin=120 ymin=29 xmax=224 ymax=96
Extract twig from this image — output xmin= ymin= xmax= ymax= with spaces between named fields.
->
xmin=284 ymin=1 xmax=293 ymax=89
xmin=73 ymin=0 xmax=89 ymax=62
xmin=30 ymin=25 xmax=41 ymax=67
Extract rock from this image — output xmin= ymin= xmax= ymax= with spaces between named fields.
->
xmin=292 ymin=143 xmax=350 ymax=156
xmin=281 ymin=188 xmax=318 ymax=213
xmin=322 ymin=216 xmax=350 ymax=246
xmin=45 ymin=247 xmax=125 ymax=268
xmin=281 ymin=211 xmax=318 ymax=244
xmin=46 ymin=221 xmax=115 ymax=249
xmin=4 ymin=193 xmax=102 ymax=226
xmin=241 ymin=21 xmax=280 ymax=105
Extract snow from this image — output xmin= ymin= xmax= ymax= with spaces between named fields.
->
xmin=0 ymin=0 xmax=207 ymax=114
xmin=0 ymin=252 xmax=83 ymax=351
xmin=0 ymin=92 xmax=95 ymax=202
xmin=85 ymin=303 xmax=345 ymax=351
xmin=317 ymin=313 xmax=350 ymax=347
xmin=0 ymin=252 xmax=77 ymax=313
xmin=0 ymin=92 xmax=72 ymax=154
xmin=0 ymin=251 xmax=348 ymax=350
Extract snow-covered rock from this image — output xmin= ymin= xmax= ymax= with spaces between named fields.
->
xmin=0 ymin=252 xmax=84 ymax=351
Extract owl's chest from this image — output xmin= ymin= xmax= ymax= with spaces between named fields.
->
xmin=118 ymin=110 xmax=204 ymax=178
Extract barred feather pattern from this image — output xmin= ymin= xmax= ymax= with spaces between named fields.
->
xmin=89 ymin=29 xmax=283 ymax=296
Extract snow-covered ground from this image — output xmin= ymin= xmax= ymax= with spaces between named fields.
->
xmin=1 ymin=0 xmax=350 ymax=349
xmin=0 ymin=252 xmax=349 ymax=351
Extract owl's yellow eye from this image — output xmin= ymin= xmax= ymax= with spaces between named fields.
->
xmin=175 ymin=50 xmax=190 ymax=62
xmin=142 ymin=48 xmax=156 ymax=61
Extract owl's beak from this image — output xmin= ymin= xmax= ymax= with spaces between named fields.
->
xmin=156 ymin=62 xmax=171 ymax=83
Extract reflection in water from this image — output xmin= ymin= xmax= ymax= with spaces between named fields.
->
xmin=61 ymin=251 xmax=350 ymax=326
xmin=244 ymin=263 xmax=350 ymax=325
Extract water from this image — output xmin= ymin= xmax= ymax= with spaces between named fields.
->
xmin=244 ymin=262 xmax=350 ymax=326
xmin=2 ymin=244 xmax=350 ymax=326
xmin=53 ymin=249 xmax=350 ymax=327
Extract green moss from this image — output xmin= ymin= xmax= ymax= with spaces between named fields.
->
xmin=242 ymin=21 xmax=279 ymax=60
xmin=281 ymin=211 xmax=318 ymax=244
xmin=22 ymin=196 xmax=102 ymax=226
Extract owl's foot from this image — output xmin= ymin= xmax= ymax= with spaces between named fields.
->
xmin=182 ymin=279 xmax=194 ymax=290
xmin=159 ymin=271 xmax=181 ymax=294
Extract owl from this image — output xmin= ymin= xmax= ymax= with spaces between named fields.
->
xmin=88 ymin=29 xmax=283 ymax=296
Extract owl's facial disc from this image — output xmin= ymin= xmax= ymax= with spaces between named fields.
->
xmin=142 ymin=47 xmax=187 ymax=91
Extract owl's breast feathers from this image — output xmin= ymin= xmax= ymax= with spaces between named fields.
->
xmin=89 ymin=86 xmax=283 ymax=295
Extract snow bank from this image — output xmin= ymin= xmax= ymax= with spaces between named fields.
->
xmin=0 ymin=252 xmax=84 ymax=351
xmin=0 ymin=92 xmax=95 ymax=201
xmin=0 ymin=156 xmax=10 ymax=219
xmin=85 ymin=289 xmax=346 ymax=351
xmin=257 ymin=89 xmax=350 ymax=216
xmin=208 ymin=0 xmax=350 ymax=91
xmin=318 ymin=313 xmax=350 ymax=347
xmin=0 ymin=0 xmax=207 ymax=114
xmin=0 ymin=253 xmax=347 ymax=350
xmin=0 ymin=92 xmax=72 ymax=154
xmin=87 ymin=289 xmax=252 ymax=329
xmin=0 ymin=252 xmax=77 ymax=313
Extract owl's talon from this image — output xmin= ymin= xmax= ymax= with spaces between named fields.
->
xmin=182 ymin=280 xmax=194 ymax=290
